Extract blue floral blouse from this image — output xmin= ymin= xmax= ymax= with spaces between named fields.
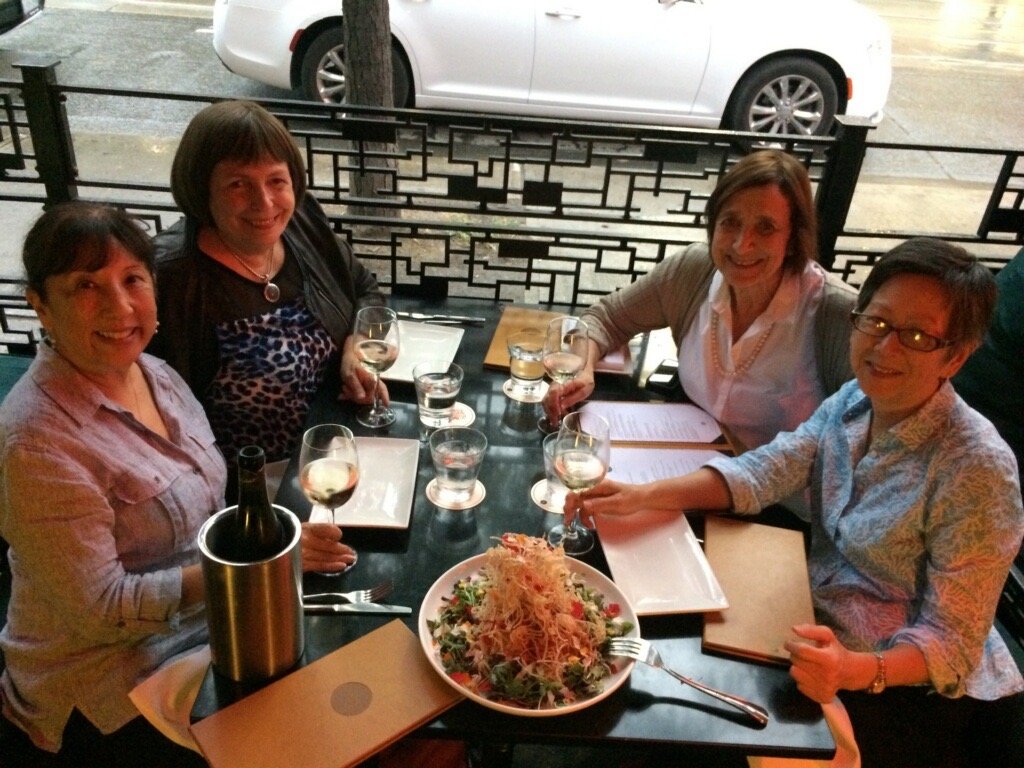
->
xmin=709 ymin=379 xmax=1024 ymax=700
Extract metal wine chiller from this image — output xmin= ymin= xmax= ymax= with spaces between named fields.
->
xmin=197 ymin=504 xmax=304 ymax=683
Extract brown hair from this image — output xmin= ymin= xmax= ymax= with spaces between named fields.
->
xmin=704 ymin=150 xmax=818 ymax=274
xmin=23 ymin=202 xmax=155 ymax=301
xmin=170 ymin=100 xmax=307 ymax=226
xmin=856 ymin=237 xmax=997 ymax=354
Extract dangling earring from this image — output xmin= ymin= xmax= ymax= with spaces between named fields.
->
xmin=153 ymin=320 xmax=160 ymax=335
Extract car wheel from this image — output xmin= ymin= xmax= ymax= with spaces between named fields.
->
xmin=725 ymin=57 xmax=838 ymax=136
xmin=299 ymin=27 xmax=412 ymax=107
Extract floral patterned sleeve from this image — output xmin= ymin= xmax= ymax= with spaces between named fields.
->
xmin=890 ymin=443 xmax=1023 ymax=696
xmin=706 ymin=388 xmax=842 ymax=515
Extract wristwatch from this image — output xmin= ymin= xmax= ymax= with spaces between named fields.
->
xmin=866 ymin=651 xmax=887 ymax=694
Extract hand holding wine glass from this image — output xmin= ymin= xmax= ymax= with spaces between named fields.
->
xmin=299 ymin=424 xmax=360 ymax=574
xmin=354 ymin=306 xmax=400 ymax=428
xmin=540 ymin=315 xmax=589 ymax=432
xmin=546 ymin=410 xmax=609 ymax=556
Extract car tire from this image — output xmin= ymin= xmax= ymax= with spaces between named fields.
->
xmin=725 ymin=57 xmax=838 ymax=136
xmin=299 ymin=27 xmax=412 ymax=107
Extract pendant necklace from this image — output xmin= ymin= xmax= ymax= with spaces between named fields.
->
xmin=221 ymin=236 xmax=281 ymax=303
xmin=710 ymin=311 xmax=773 ymax=377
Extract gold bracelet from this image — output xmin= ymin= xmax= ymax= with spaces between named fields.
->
xmin=866 ymin=651 xmax=886 ymax=694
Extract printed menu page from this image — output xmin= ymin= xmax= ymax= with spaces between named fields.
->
xmin=580 ymin=401 xmax=727 ymax=448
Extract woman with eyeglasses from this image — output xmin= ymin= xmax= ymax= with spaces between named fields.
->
xmin=568 ymin=238 xmax=1024 ymax=766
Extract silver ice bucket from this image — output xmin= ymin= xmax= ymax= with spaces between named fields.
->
xmin=197 ymin=504 xmax=304 ymax=683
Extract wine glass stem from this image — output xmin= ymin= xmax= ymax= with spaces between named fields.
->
xmin=371 ymin=372 xmax=381 ymax=412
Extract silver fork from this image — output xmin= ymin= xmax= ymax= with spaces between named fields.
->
xmin=608 ymin=637 xmax=770 ymax=726
xmin=304 ymin=580 xmax=393 ymax=604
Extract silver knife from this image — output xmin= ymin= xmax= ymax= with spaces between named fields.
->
xmin=303 ymin=602 xmax=412 ymax=615
xmin=397 ymin=311 xmax=487 ymax=324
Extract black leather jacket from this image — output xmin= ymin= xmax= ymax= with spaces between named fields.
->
xmin=148 ymin=193 xmax=384 ymax=399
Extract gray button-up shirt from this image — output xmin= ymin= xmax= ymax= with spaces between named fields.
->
xmin=0 ymin=345 xmax=226 ymax=751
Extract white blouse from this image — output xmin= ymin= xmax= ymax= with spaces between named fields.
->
xmin=678 ymin=260 xmax=829 ymax=453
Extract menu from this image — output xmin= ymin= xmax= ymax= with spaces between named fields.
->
xmin=483 ymin=304 xmax=632 ymax=374
xmin=580 ymin=400 xmax=733 ymax=452
xmin=189 ymin=620 xmax=463 ymax=768
xmin=701 ymin=517 xmax=815 ymax=666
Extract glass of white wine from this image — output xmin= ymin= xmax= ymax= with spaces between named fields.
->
xmin=546 ymin=410 xmax=609 ymax=557
xmin=299 ymin=424 xmax=360 ymax=574
xmin=353 ymin=306 xmax=400 ymax=428
xmin=539 ymin=315 xmax=589 ymax=433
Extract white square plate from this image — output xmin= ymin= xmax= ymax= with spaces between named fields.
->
xmin=597 ymin=511 xmax=728 ymax=615
xmin=596 ymin=445 xmax=728 ymax=615
xmin=330 ymin=437 xmax=419 ymax=529
xmin=382 ymin=321 xmax=465 ymax=383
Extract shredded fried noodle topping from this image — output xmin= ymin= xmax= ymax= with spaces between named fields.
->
xmin=428 ymin=533 xmax=633 ymax=710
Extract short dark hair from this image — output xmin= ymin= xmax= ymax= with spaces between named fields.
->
xmin=705 ymin=150 xmax=818 ymax=274
xmin=856 ymin=237 xmax=997 ymax=352
xmin=23 ymin=202 xmax=155 ymax=301
xmin=170 ymin=100 xmax=307 ymax=226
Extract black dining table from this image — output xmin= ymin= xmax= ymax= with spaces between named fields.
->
xmin=191 ymin=295 xmax=835 ymax=766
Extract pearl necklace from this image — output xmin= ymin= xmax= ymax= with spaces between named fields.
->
xmin=221 ymin=236 xmax=281 ymax=303
xmin=710 ymin=311 xmax=773 ymax=378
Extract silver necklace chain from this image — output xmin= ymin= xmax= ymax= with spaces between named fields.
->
xmin=220 ymin=235 xmax=281 ymax=303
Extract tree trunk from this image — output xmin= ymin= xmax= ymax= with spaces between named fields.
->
xmin=343 ymin=0 xmax=398 ymax=219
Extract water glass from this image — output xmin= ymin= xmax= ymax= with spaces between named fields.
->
xmin=506 ymin=327 xmax=546 ymax=399
xmin=428 ymin=427 xmax=487 ymax=505
xmin=413 ymin=360 xmax=464 ymax=427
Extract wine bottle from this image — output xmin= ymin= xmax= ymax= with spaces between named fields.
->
xmin=228 ymin=445 xmax=285 ymax=562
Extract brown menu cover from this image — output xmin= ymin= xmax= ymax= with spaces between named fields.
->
xmin=483 ymin=304 xmax=631 ymax=373
xmin=701 ymin=517 xmax=814 ymax=666
xmin=189 ymin=620 xmax=463 ymax=768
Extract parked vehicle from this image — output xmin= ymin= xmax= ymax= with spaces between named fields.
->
xmin=0 ymin=0 xmax=43 ymax=34
xmin=212 ymin=0 xmax=891 ymax=137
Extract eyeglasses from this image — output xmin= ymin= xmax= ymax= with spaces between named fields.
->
xmin=850 ymin=311 xmax=954 ymax=353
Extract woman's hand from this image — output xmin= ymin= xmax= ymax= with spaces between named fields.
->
xmin=543 ymin=376 xmax=595 ymax=424
xmin=563 ymin=478 xmax=645 ymax=525
xmin=564 ymin=468 xmax=732 ymax=525
xmin=299 ymin=522 xmax=357 ymax=574
xmin=340 ymin=337 xmax=389 ymax=405
xmin=785 ymin=624 xmax=857 ymax=704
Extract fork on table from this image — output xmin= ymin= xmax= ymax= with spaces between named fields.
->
xmin=304 ymin=580 xmax=394 ymax=604
xmin=608 ymin=637 xmax=770 ymax=726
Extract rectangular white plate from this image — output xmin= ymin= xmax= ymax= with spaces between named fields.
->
xmin=596 ymin=445 xmax=728 ymax=614
xmin=330 ymin=437 xmax=419 ymax=529
xmin=382 ymin=321 xmax=465 ymax=383
xmin=597 ymin=510 xmax=728 ymax=615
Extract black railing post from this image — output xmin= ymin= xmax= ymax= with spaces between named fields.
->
xmin=13 ymin=57 xmax=78 ymax=205
xmin=816 ymin=115 xmax=873 ymax=270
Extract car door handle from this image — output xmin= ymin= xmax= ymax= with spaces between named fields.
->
xmin=545 ymin=9 xmax=582 ymax=20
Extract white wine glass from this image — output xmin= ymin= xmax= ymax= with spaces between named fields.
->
xmin=299 ymin=424 xmax=360 ymax=574
xmin=539 ymin=315 xmax=589 ymax=433
xmin=546 ymin=410 xmax=609 ymax=557
xmin=354 ymin=306 xmax=400 ymax=428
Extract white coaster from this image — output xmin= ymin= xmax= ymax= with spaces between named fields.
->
xmin=530 ymin=479 xmax=568 ymax=513
xmin=426 ymin=479 xmax=486 ymax=510
xmin=502 ymin=378 xmax=548 ymax=404
xmin=445 ymin=402 xmax=475 ymax=427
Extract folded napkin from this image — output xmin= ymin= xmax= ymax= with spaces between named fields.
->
xmin=129 ymin=644 xmax=211 ymax=753
xmin=747 ymin=698 xmax=860 ymax=768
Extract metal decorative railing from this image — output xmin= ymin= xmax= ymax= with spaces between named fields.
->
xmin=1 ymin=60 xmax=1022 ymax=353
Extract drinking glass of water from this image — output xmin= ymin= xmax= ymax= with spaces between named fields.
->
xmin=427 ymin=427 xmax=487 ymax=509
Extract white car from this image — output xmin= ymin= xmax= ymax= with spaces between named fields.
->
xmin=212 ymin=0 xmax=891 ymax=136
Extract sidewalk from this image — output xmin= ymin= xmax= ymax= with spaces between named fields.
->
xmin=48 ymin=0 xmax=211 ymax=18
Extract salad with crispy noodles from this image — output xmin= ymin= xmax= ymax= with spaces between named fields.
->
xmin=427 ymin=533 xmax=634 ymax=710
